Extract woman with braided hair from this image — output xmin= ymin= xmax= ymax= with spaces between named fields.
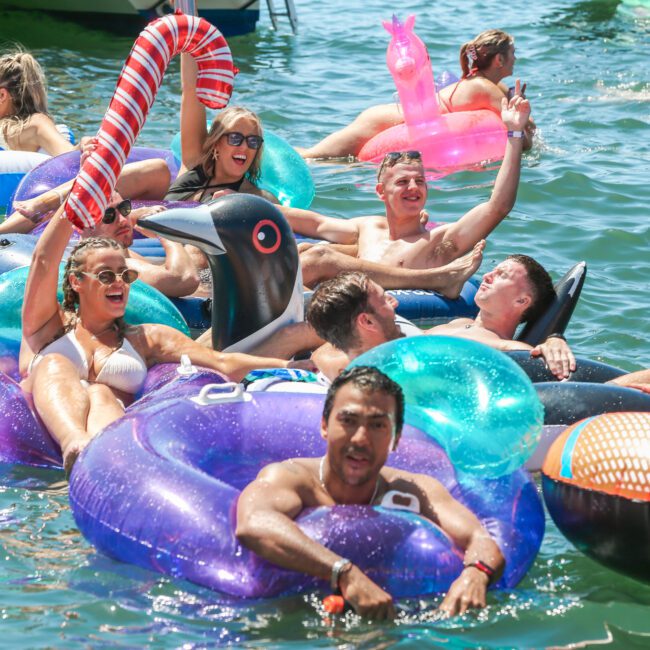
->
xmin=0 ymin=49 xmax=74 ymax=156
xmin=19 ymin=207 xmax=309 ymax=475
xmin=300 ymin=29 xmax=534 ymax=159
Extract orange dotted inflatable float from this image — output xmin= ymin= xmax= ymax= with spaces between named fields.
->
xmin=542 ymin=412 xmax=650 ymax=582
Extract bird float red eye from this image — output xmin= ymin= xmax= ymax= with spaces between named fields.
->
xmin=252 ymin=219 xmax=281 ymax=254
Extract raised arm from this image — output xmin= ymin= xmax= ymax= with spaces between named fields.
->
xmin=440 ymin=81 xmax=530 ymax=258
xmin=279 ymin=206 xmax=360 ymax=244
xmin=179 ymin=53 xmax=208 ymax=171
xmin=22 ymin=206 xmax=72 ymax=338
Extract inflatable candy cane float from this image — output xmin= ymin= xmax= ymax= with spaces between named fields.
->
xmin=65 ymin=11 xmax=236 ymax=229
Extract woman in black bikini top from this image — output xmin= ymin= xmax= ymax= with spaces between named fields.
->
xmin=166 ymin=54 xmax=275 ymax=204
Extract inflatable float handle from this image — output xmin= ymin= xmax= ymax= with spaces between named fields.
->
xmin=176 ymin=354 xmax=198 ymax=376
xmin=191 ymin=382 xmax=251 ymax=406
xmin=382 ymin=14 xmax=440 ymax=134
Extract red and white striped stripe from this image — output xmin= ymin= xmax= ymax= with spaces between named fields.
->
xmin=65 ymin=11 xmax=236 ymax=229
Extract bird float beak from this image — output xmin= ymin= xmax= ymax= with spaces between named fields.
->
xmin=137 ymin=204 xmax=226 ymax=256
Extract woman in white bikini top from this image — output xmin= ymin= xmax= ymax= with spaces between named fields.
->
xmin=20 ymin=208 xmax=309 ymax=475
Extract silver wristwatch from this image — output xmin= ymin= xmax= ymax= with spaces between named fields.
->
xmin=330 ymin=558 xmax=352 ymax=590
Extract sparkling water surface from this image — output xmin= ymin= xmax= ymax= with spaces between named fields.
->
xmin=1 ymin=0 xmax=649 ymax=647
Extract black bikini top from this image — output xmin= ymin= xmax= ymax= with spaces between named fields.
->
xmin=165 ymin=165 xmax=245 ymax=204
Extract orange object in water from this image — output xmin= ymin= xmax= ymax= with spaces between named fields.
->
xmin=542 ymin=411 xmax=650 ymax=501
xmin=322 ymin=595 xmax=346 ymax=615
xmin=542 ymin=412 xmax=650 ymax=582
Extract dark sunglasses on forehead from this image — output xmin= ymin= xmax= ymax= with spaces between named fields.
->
xmin=78 ymin=268 xmax=139 ymax=285
xmin=377 ymin=150 xmax=423 ymax=179
xmin=223 ymin=131 xmax=264 ymax=150
xmin=102 ymin=199 xmax=132 ymax=225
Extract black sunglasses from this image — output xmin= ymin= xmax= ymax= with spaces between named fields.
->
xmin=78 ymin=268 xmax=139 ymax=285
xmin=103 ymin=199 xmax=132 ymax=225
xmin=224 ymin=131 xmax=264 ymax=150
xmin=377 ymin=150 xmax=423 ymax=179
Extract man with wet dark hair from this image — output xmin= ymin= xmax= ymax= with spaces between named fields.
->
xmin=236 ymin=366 xmax=504 ymax=620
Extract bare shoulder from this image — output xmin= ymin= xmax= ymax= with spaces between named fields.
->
xmin=29 ymin=112 xmax=57 ymax=129
xmin=257 ymin=458 xmax=317 ymax=486
xmin=355 ymin=215 xmax=388 ymax=232
xmin=381 ymin=467 xmax=453 ymax=524
xmin=382 ymin=466 xmax=447 ymax=494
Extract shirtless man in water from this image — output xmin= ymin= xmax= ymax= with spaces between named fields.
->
xmin=305 ymin=257 xmax=575 ymax=381
xmin=236 ymin=366 xmax=504 ymax=619
xmin=283 ymin=89 xmax=531 ymax=297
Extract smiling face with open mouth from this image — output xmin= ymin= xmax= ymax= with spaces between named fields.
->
xmin=377 ymin=161 xmax=428 ymax=222
xmin=74 ymin=248 xmax=133 ymax=320
xmin=213 ymin=116 xmax=262 ymax=182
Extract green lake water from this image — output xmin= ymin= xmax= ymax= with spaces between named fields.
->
xmin=1 ymin=0 xmax=649 ymax=647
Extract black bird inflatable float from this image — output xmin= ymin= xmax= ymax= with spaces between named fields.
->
xmin=138 ymin=194 xmax=303 ymax=352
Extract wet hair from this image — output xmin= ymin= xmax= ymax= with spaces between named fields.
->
xmin=200 ymin=106 xmax=264 ymax=184
xmin=459 ymin=29 xmax=514 ymax=79
xmin=306 ymin=272 xmax=371 ymax=351
xmin=0 ymin=49 xmax=50 ymax=142
xmin=62 ymin=237 xmax=128 ymax=338
xmin=323 ymin=366 xmax=405 ymax=438
xmin=506 ymin=254 xmax=555 ymax=324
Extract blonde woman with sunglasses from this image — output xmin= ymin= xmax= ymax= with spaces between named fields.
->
xmin=164 ymin=54 xmax=275 ymax=204
xmin=20 ymin=206 xmax=308 ymax=475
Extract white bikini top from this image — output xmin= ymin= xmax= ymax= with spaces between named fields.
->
xmin=30 ymin=328 xmax=148 ymax=395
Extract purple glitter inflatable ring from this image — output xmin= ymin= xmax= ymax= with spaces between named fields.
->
xmin=68 ymin=384 xmax=544 ymax=599
xmin=11 ymin=146 xmax=180 ymax=207
xmin=0 ymin=364 xmax=225 ymax=470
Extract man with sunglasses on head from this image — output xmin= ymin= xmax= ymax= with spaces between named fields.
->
xmin=282 ymin=84 xmax=530 ymax=298
xmin=84 ymin=192 xmax=200 ymax=299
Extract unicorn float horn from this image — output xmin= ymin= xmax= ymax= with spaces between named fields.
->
xmin=382 ymin=14 xmax=440 ymax=136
